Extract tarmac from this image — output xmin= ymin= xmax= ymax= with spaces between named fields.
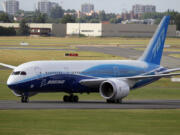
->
xmin=0 ymin=100 xmax=180 ymax=110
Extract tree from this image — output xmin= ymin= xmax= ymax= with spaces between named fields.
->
xmin=99 ymin=10 xmax=106 ymax=21
xmin=50 ymin=6 xmax=64 ymax=19
xmin=33 ymin=11 xmax=47 ymax=23
xmin=110 ymin=18 xmax=122 ymax=24
xmin=0 ymin=26 xmax=16 ymax=36
xmin=0 ymin=13 xmax=12 ymax=22
xmin=65 ymin=9 xmax=76 ymax=13
xmin=89 ymin=19 xmax=100 ymax=23
xmin=18 ymin=19 xmax=30 ymax=36
xmin=175 ymin=14 xmax=180 ymax=30
xmin=60 ymin=15 xmax=75 ymax=24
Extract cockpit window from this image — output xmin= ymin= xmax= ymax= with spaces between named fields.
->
xmin=12 ymin=71 xmax=27 ymax=75
xmin=20 ymin=71 xmax=27 ymax=75
xmin=12 ymin=71 xmax=20 ymax=75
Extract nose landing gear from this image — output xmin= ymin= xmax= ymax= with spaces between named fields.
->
xmin=63 ymin=94 xmax=79 ymax=103
xmin=21 ymin=96 xmax=29 ymax=103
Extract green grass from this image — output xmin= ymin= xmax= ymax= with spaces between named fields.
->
xmin=0 ymin=109 xmax=180 ymax=135
xmin=0 ymin=36 xmax=180 ymax=46
xmin=0 ymin=50 xmax=125 ymax=66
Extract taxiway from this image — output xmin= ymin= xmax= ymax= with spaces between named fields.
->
xmin=0 ymin=100 xmax=180 ymax=110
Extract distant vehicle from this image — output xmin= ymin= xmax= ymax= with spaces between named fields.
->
xmin=1 ymin=16 xmax=180 ymax=103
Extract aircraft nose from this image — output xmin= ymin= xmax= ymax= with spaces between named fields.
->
xmin=7 ymin=75 xmax=18 ymax=89
xmin=7 ymin=75 xmax=14 ymax=85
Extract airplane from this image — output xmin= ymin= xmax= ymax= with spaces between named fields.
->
xmin=0 ymin=16 xmax=180 ymax=103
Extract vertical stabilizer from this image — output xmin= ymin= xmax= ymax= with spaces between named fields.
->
xmin=139 ymin=16 xmax=170 ymax=65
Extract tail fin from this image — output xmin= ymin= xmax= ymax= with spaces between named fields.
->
xmin=139 ymin=16 xmax=170 ymax=65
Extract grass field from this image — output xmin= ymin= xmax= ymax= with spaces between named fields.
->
xmin=0 ymin=36 xmax=180 ymax=46
xmin=0 ymin=109 xmax=180 ymax=135
xmin=0 ymin=36 xmax=180 ymax=135
xmin=0 ymin=50 xmax=124 ymax=66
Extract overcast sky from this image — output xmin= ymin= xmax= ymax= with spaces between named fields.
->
xmin=0 ymin=0 xmax=180 ymax=13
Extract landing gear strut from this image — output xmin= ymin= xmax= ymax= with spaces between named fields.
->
xmin=106 ymin=99 xmax=122 ymax=104
xmin=63 ymin=95 xmax=79 ymax=103
xmin=21 ymin=96 xmax=29 ymax=103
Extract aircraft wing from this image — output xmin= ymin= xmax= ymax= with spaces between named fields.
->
xmin=0 ymin=63 xmax=16 ymax=69
xmin=80 ymin=73 xmax=180 ymax=88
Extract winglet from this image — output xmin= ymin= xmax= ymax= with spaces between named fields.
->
xmin=139 ymin=16 xmax=170 ymax=65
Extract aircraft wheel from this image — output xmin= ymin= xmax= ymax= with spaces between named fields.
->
xmin=106 ymin=99 xmax=112 ymax=103
xmin=117 ymin=99 xmax=122 ymax=104
xmin=21 ymin=96 xmax=29 ymax=103
xmin=24 ymin=97 xmax=29 ymax=103
xmin=63 ymin=95 xmax=79 ymax=103
xmin=21 ymin=96 xmax=25 ymax=103
xmin=69 ymin=95 xmax=74 ymax=102
xmin=106 ymin=99 xmax=115 ymax=103
xmin=106 ymin=99 xmax=122 ymax=104
xmin=63 ymin=95 xmax=69 ymax=102
xmin=73 ymin=96 xmax=79 ymax=103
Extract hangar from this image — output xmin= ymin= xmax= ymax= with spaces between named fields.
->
xmin=0 ymin=23 xmax=176 ymax=37
xmin=67 ymin=23 xmax=176 ymax=37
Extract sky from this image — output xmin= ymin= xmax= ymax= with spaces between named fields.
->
xmin=0 ymin=0 xmax=180 ymax=13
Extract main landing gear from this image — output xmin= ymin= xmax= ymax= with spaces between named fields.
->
xmin=106 ymin=99 xmax=122 ymax=104
xmin=21 ymin=96 xmax=29 ymax=103
xmin=63 ymin=95 xmax=79 ymax=103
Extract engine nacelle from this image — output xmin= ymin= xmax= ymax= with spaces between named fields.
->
xmin=100 ymin=79 xmax=130 ymax=100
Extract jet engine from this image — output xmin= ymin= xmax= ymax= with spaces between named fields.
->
xmin=100 ymin=79 xmax=130 ymax=100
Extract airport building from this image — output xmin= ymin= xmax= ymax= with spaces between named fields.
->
xmin=0 ymin=23 xmax=66 ymax=36
xmin=67 ymin=23 xmax=101 ymax=37
xmin=3 ymin=0 xmax=19 ymax=15
xmin=0 ymin=23 xmax=176 ymax=37
xmin=67 ymin=23 xmax=176 ymax=37
xmin=101 ymin=24 xmax=176 ymax=37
